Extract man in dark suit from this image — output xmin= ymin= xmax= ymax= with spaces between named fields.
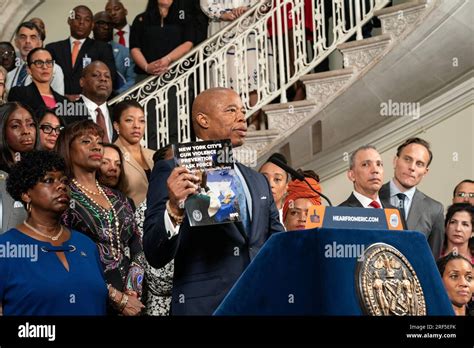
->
xmin=67 ymin=61 xmax=116 ymax=142
xmin=45 ymin=5 xmax=116 ymax=99
xmin=379 ymin=138 xmax=444 ymax=257
xmin=339 ymin=145 xmax=389 ymax=209
xmin=143 ymin=87 xmax=284 ymax=315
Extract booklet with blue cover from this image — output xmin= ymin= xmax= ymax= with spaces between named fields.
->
xmin=173 ymin=139 xmax=244 ymax=226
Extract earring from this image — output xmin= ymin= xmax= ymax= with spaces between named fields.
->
xmin=26 ymin=201 xmax=31 ymax=214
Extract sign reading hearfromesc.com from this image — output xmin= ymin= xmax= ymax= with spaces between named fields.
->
xmin=305 ymin=206 xmax=404 ymax=230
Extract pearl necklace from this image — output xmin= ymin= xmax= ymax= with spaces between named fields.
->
xmin=72 ymin=179 xmax=121 ymax=261
xmin=72 ymin=178 xmax=100 ymax=195
xmin=24 ymin=220 xmax=64 ymax=241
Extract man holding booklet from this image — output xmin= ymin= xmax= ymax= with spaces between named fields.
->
xmin=143 ymin=87 xmax=284 ymax=315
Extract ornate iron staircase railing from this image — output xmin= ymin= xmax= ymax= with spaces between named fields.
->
xmin=109 ymin=0 xmax=391 ymax=149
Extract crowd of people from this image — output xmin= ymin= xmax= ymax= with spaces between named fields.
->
xmin=0 ymin=0 xmax=472 ymax=317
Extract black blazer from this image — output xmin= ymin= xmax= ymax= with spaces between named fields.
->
xmin=8 ymin=83 xmax=67 ymax=116
xmin=45 ymin=38 xmax=117 ymax=95
xmin=339 ymin=192 xmax=407 ymax=229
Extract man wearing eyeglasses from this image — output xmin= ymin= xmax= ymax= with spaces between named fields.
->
xmin=93 ymin=11 xmax=136 ymax=95
xmin=0 ymin=42 xmax=17 ymax=72
xmin=6 ymin=22 xmax=65 ymax=94
xmin=453 ymin=180 xmax=474 ymax=205
xmin=379 ymin=137 xmax=445 ymax=257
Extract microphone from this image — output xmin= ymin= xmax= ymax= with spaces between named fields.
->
xmin=269 ymin=157 xmax=333 ymax=206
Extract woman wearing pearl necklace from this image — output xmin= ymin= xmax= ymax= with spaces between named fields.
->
xmin=0 ymin=150 xmax=107 ymax=315
xmin=57 ymin=120 xmax=145 ymax=315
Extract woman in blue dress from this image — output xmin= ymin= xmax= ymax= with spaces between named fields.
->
xmin=0 ymin=150 xmax=107 ymax=315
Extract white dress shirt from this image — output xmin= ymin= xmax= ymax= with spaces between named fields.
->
xmin=69 ymin=37 xmax=87 ymax=53
xmin=113 ymin=24 xmax=130 ymax=48
xmin=353 ymin=191 xmax=383 ymax=208
xmin=81 ymin=95 xmax=113 ymax=141
xmin=389 ymin=179 xmax=416 ymax=217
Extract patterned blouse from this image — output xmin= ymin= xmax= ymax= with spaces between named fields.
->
xmin=135 ymin=201 xmax=174 ymax=316
xmin=62 ymin=183 xmax=145 ymax=298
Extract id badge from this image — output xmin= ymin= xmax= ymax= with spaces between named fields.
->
xmin=83 ymin=55 xmax=92 ymax=68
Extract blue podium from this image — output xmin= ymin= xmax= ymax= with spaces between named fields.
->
xmin=214 ymin=228 xmax=454 ymax=315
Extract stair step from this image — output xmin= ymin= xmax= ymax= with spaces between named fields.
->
xmin=262 ymin=100 xmax=318 ymax=139
xmin=337 ymin=34 xmax=392 ymax=71
xmin=235 ymin=129 xmax=280 ymax=167
xmin=375 ymin=0 xmax=429 ymax=38
xmin=374 ymin=0 xmax=428 ymax=17
xmin=301 ymin=68 xmax=355 ymax=106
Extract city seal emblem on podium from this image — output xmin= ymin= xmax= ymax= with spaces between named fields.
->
xmin=356 ymin=243 xmax=426 ymax=316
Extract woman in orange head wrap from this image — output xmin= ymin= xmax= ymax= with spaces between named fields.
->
xmin=282 ymin=169 xmax=322 ymax=231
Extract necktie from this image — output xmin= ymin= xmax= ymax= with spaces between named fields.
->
xmin=71 ymin=40 xmax=81 ymax=67
xmin=15 ymin=64 xmax=28 ymax=87
xmin=117 ymin=30 xmax=126 ymax=46
xmin=234 ymin=173 xmax=250 ymax=234
xmin=396 ymin=193 xmax=407 ymax=219
xmin=369 ymin=200 xmax=381 ymax=209
xmin=95 ymin=107 xmax=110 ymax=143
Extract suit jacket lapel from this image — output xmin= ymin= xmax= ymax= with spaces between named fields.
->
xmin=236 ymin=162 xmax=254 ymax=239
xmin=60 ymin=39 xmax=73 ymax=73
xmin=115 ymin=138 xmax=148 ymax=182
xmin=348 ymin=193 xmax=363 ymax=207
xmin=74 ymin=38 xmax=92 ymax=72
xmin=30 ymin=83 xmax=44 ymax=105
xmin=407 ymin=189 xmax=423 ymax=228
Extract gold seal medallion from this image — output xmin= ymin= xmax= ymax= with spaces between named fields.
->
xmin=356 ymin=243 xmax=426 ymax=316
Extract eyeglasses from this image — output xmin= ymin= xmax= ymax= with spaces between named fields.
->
xmin=95 ymin=20 xmax=112 ymax=27
xmin=40 ymin=124 xmax=64 ymax=135
xmin=30 ymin=59 xmax=54 ymax=68
xmin=456 ymin=192 xmax=474 ymax=198
xmin=1 ymin=51 xmax=15 ymax=58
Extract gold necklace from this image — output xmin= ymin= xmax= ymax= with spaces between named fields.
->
xmin=73 ymin=181 xmax=121 ymax=261
xmin=72 ymin=178 xmax=101 ymax=196
xmin=24 ymin=220 xmax=64 ymax=241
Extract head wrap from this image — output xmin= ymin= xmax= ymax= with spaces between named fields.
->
xmin=282 ymin=178 xmax=322 ymax=221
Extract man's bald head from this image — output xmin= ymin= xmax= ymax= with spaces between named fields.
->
xmin=192 ymin=88 xmax=247 ymax=147
xmin=93 ymin=11 xmax=113 ymax=42
xmin=81 ymin=60 xmax=109 ymax=77
xmin=105 ymin=0 xmax=128 ymax=28
xmin=93 ymin=11 xmax=111 ymax=23
xmin=192 ymin=88 xmax=235 ymax=118
xmin=80 ymin=61 xmax=112 ymax=104
xmin=72 ymin=5 xmax=93 ymax=17
xmin=69 ymin=6 xmax=94 ymax=39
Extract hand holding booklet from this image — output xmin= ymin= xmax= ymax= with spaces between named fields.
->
xmin=173 ymin=139 xmax=245 ymax=227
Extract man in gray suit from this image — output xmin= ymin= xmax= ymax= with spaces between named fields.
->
xmin=379 ymin=138 xmax=444 ymax=258
xmin=0 ymin=170 xmax=27 ymax=233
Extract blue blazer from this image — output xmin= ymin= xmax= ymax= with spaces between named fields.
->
xmin=143 ymin=159 xmax=284 ymax=315
xmin=110 ymin=41 xmax=136 ymax=94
